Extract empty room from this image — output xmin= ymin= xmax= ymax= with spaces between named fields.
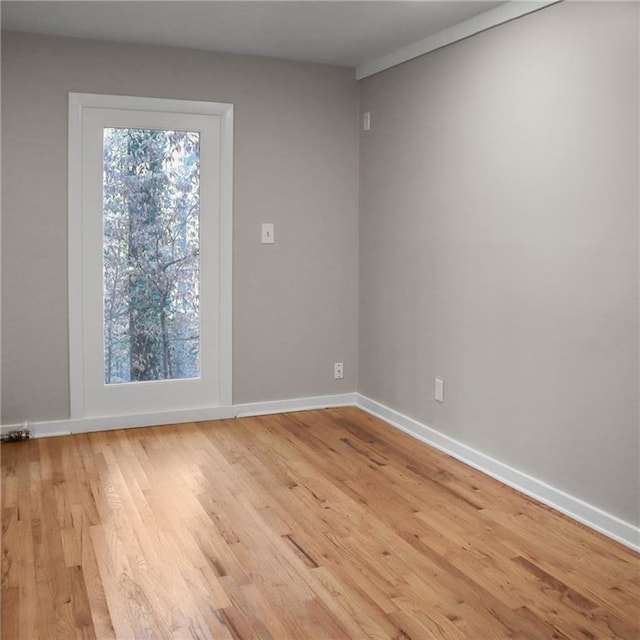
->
xmin=1 ymin=1 xmax=639 ymax=638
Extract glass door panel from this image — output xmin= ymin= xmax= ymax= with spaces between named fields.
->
xmin=102 ymin=128 xmax=201 ymax=384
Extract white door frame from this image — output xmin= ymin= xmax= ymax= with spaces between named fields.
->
xmin=68 ymin=93 xmax=233 ymax=418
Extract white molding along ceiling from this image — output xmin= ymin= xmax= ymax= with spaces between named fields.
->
xmin=356 ymin=1 xmax=560 ymax=79
xmin=1 ymin=1 xmax=560 ymax=79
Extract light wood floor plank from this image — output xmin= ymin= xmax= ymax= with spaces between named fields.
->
xmin=2 ymin=407 xmax=638 ymax=639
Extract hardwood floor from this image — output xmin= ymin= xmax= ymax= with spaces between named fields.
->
xmin=1 ymin=407 xmax=638 ymax=639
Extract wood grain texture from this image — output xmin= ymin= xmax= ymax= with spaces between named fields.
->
xmin=2 ymin=407 xmax=639 ymax=639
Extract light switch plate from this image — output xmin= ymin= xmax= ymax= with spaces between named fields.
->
xmin=261 ymin=223 xmax=275 ymax=244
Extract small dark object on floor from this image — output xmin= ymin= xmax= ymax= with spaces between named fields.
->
xmin=1 ymin=429 xmax=30 ymax=443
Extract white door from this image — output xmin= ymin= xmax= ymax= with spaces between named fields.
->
xmin=69 ymin=94 xmax=233 ymax=418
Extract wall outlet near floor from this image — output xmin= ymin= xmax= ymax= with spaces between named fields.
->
xmin=435 ymin=378 xmax=444 ymax=403
xmin=334 ymin=362 xmax=344 ymax=379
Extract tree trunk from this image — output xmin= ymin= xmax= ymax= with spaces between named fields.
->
xmin=127 ymin=130 xmax=163 ymax=381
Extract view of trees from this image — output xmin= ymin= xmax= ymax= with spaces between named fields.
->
xmin=102 ymin=127 xmax=200 ymax=384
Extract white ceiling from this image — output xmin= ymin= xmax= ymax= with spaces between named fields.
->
xmin=1 ymin=1 xmax=506 ymax=69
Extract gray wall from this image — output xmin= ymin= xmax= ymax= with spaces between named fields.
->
xmin=359 ymin=2 xmax=639 ymax=525
xmin=2 ymin=3 xmax=639 ymax=527
xmin=1 ymin=32 xmax=359 ymax=422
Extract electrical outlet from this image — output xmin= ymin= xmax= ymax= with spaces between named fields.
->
xmin=362 ymin=111 xmax=371 ymax=131
xmin=334 ymin=362 xmax=344 ymax=379
xmin=435 ymin=378 xmax=444 ymax=403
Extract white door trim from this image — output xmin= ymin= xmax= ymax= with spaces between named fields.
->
xmin=68 ymin=92 xmax=233 ymax=418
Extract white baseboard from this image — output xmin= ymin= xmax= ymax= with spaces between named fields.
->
xmin=3 ymin=390 xmax=637 ymax=553
xmin=356 ymin=394 xmax=640 ymax=554
xmin=0 ymin=392 xmax=358 ymax=439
